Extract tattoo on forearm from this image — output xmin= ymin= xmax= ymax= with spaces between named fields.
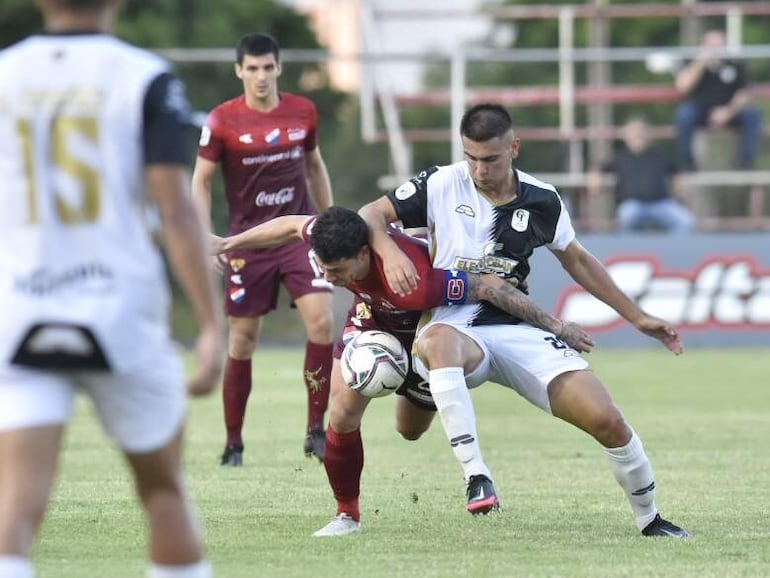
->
xmin=468 ymin=275 xmax=559 ymax=334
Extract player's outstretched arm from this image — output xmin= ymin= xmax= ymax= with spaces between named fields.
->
xmin=216 ymin=215 xmax=313 ymax=253
xmin=552 ymin=240 xmax=683 ymax=355
xmin=359 ymin=197 xmax=420 ymax=296
xmin=468 ymin=273 xmax=595 ymax=353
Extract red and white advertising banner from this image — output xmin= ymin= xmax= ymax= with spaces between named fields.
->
xmin=528 ymin=233 xmax=770 ymax=347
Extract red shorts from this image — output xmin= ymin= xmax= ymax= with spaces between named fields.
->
xmin=224 ymin=241 xmax=332 ymax=318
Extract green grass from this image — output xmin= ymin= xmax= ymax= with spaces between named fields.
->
xmin=35 ymin=348 xmax=770 ymax=577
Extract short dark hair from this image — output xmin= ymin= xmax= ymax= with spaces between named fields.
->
xmin=310 ymin=207 xmax=370 ymax=263
xmin=236 ymin=33 xmax=280 ymax=64
xmin=460 ymin=104 xmax=514 ymax=141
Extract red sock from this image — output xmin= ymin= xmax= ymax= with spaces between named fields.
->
xmin=324 ymin=427 xmax=363 ymax=521
xmin=304 ymin=341 xmax=332 ymax=432
xmin=223 ymin=357 xmax=252 ymax=447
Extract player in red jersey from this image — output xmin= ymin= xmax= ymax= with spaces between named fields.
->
xmin=192 ymin=33 xmax=335 ymax=466
xmin=211 ymin=207 xmax=594 ymax=536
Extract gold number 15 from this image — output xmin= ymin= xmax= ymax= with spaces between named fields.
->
xmin=18 ymin=117 xmax=101 ymax=224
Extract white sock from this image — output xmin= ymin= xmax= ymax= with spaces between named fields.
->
xmin=605 ymin=429 xmax=658 ymax=530
xmin=147 ymin=559 xmax=212 ymax=578
xmin=0 ymin=556 xmax=34 ymax=578
xmin=429 ymin=367 xmax=492 ymax=481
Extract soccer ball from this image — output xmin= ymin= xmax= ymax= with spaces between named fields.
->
xmin=340 ymin=330 xmax=409 ymax=398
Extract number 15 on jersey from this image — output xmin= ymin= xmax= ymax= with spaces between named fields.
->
xmin=17 ymin=116 xmax=102 ymax=225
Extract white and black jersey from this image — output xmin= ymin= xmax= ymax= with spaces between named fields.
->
xmin=386 ymin=161 xmax=575 ymax=327
xmin=0 ymin=33 xmax=193 ymax=372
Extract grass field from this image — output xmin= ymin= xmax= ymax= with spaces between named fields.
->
xmin=34 ymin=347 xmax=770 ymax=578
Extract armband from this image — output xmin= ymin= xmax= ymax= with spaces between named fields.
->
xmin=443 ymin=270 xmax=469 ymax=306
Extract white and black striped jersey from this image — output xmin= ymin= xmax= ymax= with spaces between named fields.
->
xmin=0 ymin=33 xmax=192 ymax=371
xmin=386 ymin=161 xmax=575 ymax=327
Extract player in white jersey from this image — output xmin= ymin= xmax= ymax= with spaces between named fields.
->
xmin=360 ymin=104 xmax=689 ymax=538
xmin=0 ymin=1 xmax=223 ymax=577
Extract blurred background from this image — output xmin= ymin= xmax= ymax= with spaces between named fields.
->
xmin=4 ymin=0 xmax=769 ymax=346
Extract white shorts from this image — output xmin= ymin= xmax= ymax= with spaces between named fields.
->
xmin=412 ymin=322 xmax=590 ymax=413
xmin=0 ymin=345 xmax=186 ymax=454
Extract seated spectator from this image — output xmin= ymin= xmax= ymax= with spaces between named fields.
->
xmin=674 ymin=29 xmax=762 ymax=170
xmin=588 ymin=117 xmax=694 ymax=233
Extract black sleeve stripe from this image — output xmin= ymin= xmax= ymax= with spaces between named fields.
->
xmin=142 ymin=72 xmax=194 ymax=166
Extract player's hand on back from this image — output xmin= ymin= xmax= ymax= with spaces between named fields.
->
xmin=210 ymin=254 xmax=227 ymax=274
xmin=187 ymin=324 xmax=224 ymax=397
xmin=381 ymin=245 xmax=420 ymax=296
xmin=634 ymin=315 xmax=684 ymax=355
xmin=209 ymin=234 xmax=226 ymax=255
xmin=208 ymin=235 xmax=228 ymax=273
xmin=558 ymin=321 xmax=595 ymax=353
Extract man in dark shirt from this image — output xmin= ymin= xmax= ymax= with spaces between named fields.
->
xmin=674 ymin=29 xmax=762 ymax=170
xmin=589 ymin=118 xmax=694 ymax=232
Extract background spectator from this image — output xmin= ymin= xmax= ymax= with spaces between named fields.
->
xmin=588 ymin=117 xmax=694 ymax=233
xmin=674 ymin=29 xmax=762 ymax=170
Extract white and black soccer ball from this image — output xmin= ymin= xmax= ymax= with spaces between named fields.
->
xmin=340 ymin=330 xmax=409 ymax=398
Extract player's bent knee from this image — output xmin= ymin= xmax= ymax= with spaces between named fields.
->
xmin=414 ymin=325 xmax=470 ymax=368
xmin=306 ymin=314 xmax=334 ymax=343
xmin=395 ymin=409 xmax=433 ymax=441
xmin=228 ymin=331 xmax=258 ymax=357
xmin=329 ymin=407 xmax=364 ymax=434
xmin=590 ymin=412 xmax=630 ymax=448
xmin=415 ymin=325 xmax=451 ymax=352
xmin=397 ymin=426 xmax=427 ymax=441
xmin=134 ymin=472 xmax=186 ymax=511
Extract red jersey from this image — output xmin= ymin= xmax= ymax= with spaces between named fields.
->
xmin=198 ymin=93 xmax=318 ymax=234
xmin=302 ymin=220 xmax=468 ymax=334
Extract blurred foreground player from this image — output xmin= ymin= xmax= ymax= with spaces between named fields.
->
xmin=0 ymin=0 xmax=224 ymax=576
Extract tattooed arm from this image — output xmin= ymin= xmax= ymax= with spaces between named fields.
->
xmin=466 ymin=273 xmax=595 ymax=353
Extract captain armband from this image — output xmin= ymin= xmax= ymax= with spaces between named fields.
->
xmin=442 ymin=270 xmax=469 ymax=305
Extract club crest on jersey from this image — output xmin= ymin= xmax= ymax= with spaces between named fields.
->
xmin=511 ymin=209 xmax=530 ymax=232
xmin=229 ymin=287 xmax=246 ymax=303
xmin=238 ymin=133 xmax=253 ymax=143
xmin=264 ymin=128 xmax=281 ymax=145
xmin=455 ymin=205 xmax=475 ymax=217
xmin=288 ymin=127 xmax=307 ymax=141
xmin=395 ymin=181 xmax=416 ymax=200
xmin=355 ymin=302 xmax=372 ymax=320
xmin=229 ymin=258 xmax=246 ymax=272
